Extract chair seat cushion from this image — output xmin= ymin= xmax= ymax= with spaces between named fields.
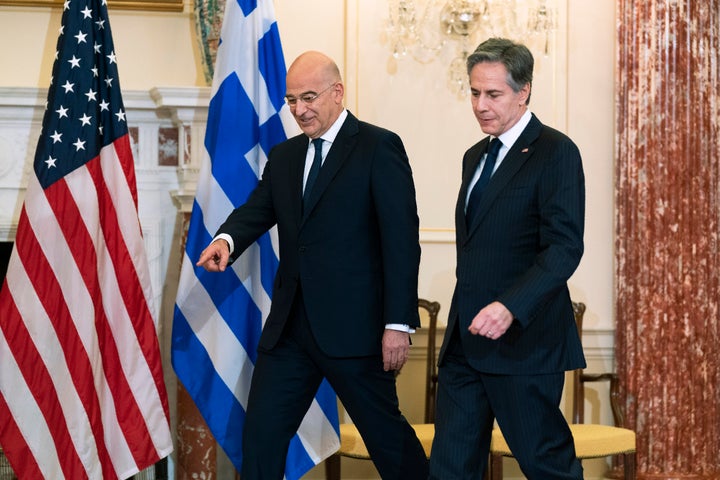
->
xmin=338 ymin=423 xmax=435 ymax=459
xmin=411 ymin=423 xmax=435 ymax=457
xmin=338 ymin=424 xmax=370 ymax=459
xmin=491 ymin=424 xmax=636 ymax=458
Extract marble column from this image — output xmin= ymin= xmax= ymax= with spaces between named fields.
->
xmin=615 ymin=1 xmax=720 ymax=478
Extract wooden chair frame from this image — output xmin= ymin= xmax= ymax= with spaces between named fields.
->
xmin=324 ymin=298 xmax=441 ymax=479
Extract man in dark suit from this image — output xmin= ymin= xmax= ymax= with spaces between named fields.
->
xmin=429 ymin=38 xmax=586 ymax=479
xmin=196 ymin=51 xmax=428 ymax=480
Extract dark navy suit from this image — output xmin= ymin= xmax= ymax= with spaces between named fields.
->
xmin=216 ymin=111 xmax=428 ymax=479
xmin=430 ymin=114 xmax=587 ymax=479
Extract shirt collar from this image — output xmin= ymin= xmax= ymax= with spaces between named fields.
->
xmin=308 ymin=109 xmax=348 ymax=145
xmin=497 ymin=109 xmax=532 ymax=149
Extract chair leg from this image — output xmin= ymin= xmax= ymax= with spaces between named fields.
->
xmin=623 ymin=452 xmax=636 ymax=480
xmin=325 ymin=454 xmax=340 ymax=480
xmin=489 ymin=454 xmax=503 ymax=480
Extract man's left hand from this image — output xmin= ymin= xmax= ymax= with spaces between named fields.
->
xmin=382 ymin=329 xmax=410 ymax=372
xmin=468 ymin=301 xmax=514 ymax=340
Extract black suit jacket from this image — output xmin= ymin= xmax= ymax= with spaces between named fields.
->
xmin=216 ymin=112 xmax=421 ymax=358
xmin=440 ymin=114 xmax=586 ymax=374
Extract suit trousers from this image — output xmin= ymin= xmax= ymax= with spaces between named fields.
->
xmin=241 ymin=288 xmax=428 ymax=480
xmin=429 ymin=325 xmax=583 ymax=480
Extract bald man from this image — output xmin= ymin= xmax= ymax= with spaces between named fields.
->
xmin=196 ymin=51 xmax=428 ymax=480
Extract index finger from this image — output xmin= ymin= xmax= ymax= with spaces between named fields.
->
xmin=196 ymin=247 xmax=217 ymax=267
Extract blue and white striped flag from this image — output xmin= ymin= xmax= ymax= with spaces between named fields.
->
xmin=171 ymin=0 xmax=340 ymax=477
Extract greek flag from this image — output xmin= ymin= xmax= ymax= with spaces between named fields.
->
xmin=171 ymin=0 xmax=340 ymax=477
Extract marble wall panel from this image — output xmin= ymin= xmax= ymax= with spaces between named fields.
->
xmin=615 ymin=1 xmax=720 ymax=477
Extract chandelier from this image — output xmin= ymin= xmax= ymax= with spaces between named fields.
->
xmin=383 ymin=0 xmax=557 ymax=97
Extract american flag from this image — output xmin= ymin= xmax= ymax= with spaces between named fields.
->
xmin=171 ymin=0 xmax=340 ymax=477
xmin=0 ymin=0 xmax=173 ymax=478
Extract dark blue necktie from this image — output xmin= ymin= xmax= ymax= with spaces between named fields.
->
xmin=304 ymin=138 xmax=324 ymax=208
xmin=466 ymin=137 xmax=501 ymax=226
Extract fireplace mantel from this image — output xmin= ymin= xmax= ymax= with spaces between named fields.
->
xmin=0 ymin=85 xmax=210 ymax=314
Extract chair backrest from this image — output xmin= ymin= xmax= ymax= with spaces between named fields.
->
xmin=418 ymin=298 xmax=441 ymax=423
xmin=571 ymin=301 xmax=626 ymax=428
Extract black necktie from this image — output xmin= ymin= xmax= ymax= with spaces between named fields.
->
xmin=466 ymin=137 xmax=501 ymax=226
xmin=304 ymin=138 xmax=324 ymax=208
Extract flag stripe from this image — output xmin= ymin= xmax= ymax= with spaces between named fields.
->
xmin=87 ymin=146 xmax=172 ymax=460
xmin=174 ymin=256 xmax=257 ymax=414
xmin=101 ymin=142 xmax=170 ymax=416
xmin=312 ymin=381 xmax=341 ymax=436
xmin=0 ymin=389 xmax=45 ymax=479
xmin=45 ymin=165 xmax=156 ymax=468
xmin=171 ymin=308 xmax=247 ymax=458
xmin=182 ymin=201 xmax=266 ymax=359
xmin=286 ymin=435 xmax=315 ymax=479
xmin=0 ymin=287 xmax=88 ymax=480
xmin=11 ymin=199 xmax=114 ymax=478
xmin=175 ymin=259 xmax=255 ymax=396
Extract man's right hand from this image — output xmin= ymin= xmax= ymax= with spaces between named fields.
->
xmin=196 ymin=239 xmax=230 ymax=272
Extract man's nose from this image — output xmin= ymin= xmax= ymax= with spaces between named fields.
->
xmin=473 ymin=96 xmax=487 ymax=111
xmin=293 ymin=102 xmax=309 ymax=116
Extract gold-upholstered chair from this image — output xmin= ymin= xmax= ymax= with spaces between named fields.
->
xmin=489 ymin=301 xmax=636 ymax=480
xmin=324 ymin=298 xmax=441 ymax=480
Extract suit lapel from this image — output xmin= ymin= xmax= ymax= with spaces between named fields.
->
xmin=288 ymin=136 xmax=307 ymax=224
xmin=456 ymin=140 xmax=488 ymax=242
xmin=302 ymin=112 xmax=359 ymax=221
xmin=465 ymin=115 xmax=543 ymax=239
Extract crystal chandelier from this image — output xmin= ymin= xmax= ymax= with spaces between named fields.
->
xmin=383 ymin=0 xmax=557 ymax=97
